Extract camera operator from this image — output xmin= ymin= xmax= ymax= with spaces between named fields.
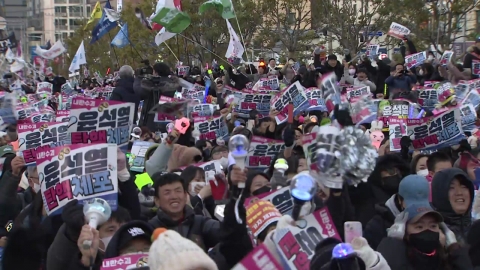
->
xmin=384 ymin=63 xmax=416 ymax=98
xmin=135 ymin=62 xmax=182 ymax=132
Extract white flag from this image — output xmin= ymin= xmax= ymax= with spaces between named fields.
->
xmin=69 ymin=41 xmax=86 ymax=73
xmin=34 ymin=40 xmax=66 ymax=60
xmin=155 ymin=28 xmax=176 ymax=46
xmin=104 ymin=8 xmax=121 ymax=22
xmin=225 ymin=19 xmax=244 ymax=59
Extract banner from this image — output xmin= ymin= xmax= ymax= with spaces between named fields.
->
xmin=270 ymin=81 xmax=309 ymax=124
xmin=56 ymin=110 xmax=70 ymax=122
xmin=388 ymin=117 xmax=407 ymax=152
xmin=234 ymin=91 xmax=271 ymax=118
xmin=36 ymin=144 xmax=118 ymax=216
xmin=387 ymin=22 xmax=411 ymax=39
xmin=407 ymin=109 xmax=464 ymax=150
xmin=101 ymin=253 xmax=148 ymax=269
xmin=193 ymin=115 xmax=229 ymax=141
xmin=128 ymin=141 xmax=156 ymax=173
xmin=68 ymin=98 xmax=135 ymax=150
xmin=377 ymin=100 xmax=410 ymax=128
xmin=246 ymin=136 xmax=285 ymax=169
xmin=34 ymin=40 xmax=66 ymax=60
xmin=252 ymin=77 xmax=280 ymax=91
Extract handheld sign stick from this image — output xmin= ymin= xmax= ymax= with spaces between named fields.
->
xmin=82 ymin=198 xmax=112 ymax=250
xmin=290 ymin=171 xmax=317 ymax=221
xmin=228 ymin=134 xmax=250 ymax=188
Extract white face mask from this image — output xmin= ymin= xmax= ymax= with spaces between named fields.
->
xmin=100 ymin=235 xmax=113 ymax=252
xmin=417 ymin=169 xmax=429 ymax=177
xmin=33 ymin=183 xmax=40 ymax=193
xmin=219 ymin=157 xmax=229 ymax=169
xmin=428 ymin=56 xmax=434 ymax=61
xmin=418 ymin=69 xmax=424 ymax=76
xmin=348 ymin=69 xmax=356 ymax=75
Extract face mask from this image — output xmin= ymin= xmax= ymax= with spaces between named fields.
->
xmin=409 ymin=229 xmax=440 ymax=254
xmin=428 ymin=56 xmax=434 ymax=61
xmin=418 ymin=69 xmax=424 ymax=76
xmin=219 ymin=157 xmax=229 ymax=169
xmin=348 ymin=69 xmax=356 ymax=75
xmin=252 ymin=185 xmax=271 ymax=196
xmin=417 ymin=169 xmax=429 ymax=177
xmin=33 ymin=183 xmax=40 ymax=193
xmin=382 ymin=175 xmax=402 ymax=194
xmin=100 ymin=236 xmax=113 ymax=252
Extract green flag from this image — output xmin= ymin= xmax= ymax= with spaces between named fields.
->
xmin=152 ymin=8 xmax=191 ymax=34
xmin=199 ymin=0 xmax=235 ymax=19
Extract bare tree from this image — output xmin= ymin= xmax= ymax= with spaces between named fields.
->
xmin=255 ymin=0 xmax=316 ymax=58
xmin=399 ymin=0 xmax=480 ymax=53
xmin=312 ymin=0 xmax=402 ymax=55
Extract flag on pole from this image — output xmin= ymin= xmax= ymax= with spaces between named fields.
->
xmin=155 ymin=28 xmax=176 ymax=46
xmin=85 ymin=1 xmax=103 ymax=30
xmin=104 ymin=8 xmax=121 ymax=22
xmin=111 ymin=23 xmax=130 ymax=48
xmin=199 ymin=0 xmax=235 ymax=19
xmin=91 ymin=1 xmax=117 ymax=44
xmin=225 ymin=19 xmax=244 ymax=59
xmin=69 ymin=41 xmax=86 ymax=73
xmin=151 ymin=0 xmax=191 ymax=34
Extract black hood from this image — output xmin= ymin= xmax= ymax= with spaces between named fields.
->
xmin=367 ymin=154 xmax=410 ymax=188
xmin=104 ymin=220 xmax=154 ymax=259
xmin=431 ymin=168 xmax=474 ymax=214
xmin=374 ymin=203 xmax=396 ymax=223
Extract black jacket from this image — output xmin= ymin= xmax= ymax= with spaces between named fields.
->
xmin=463 ymin=46 xmax=480 ymax=71
xmin=148 ymin=205 xmax=220 ymax=251
xmin=378 ymin=237 xmax=473 ymax=270
xmin=363 ymin=202 xmax=396 ymax=250
xmin=110 ymin=77 xmax=141 ymax=123
xmin=0 ymin=170 xmax=25 ymax=227
xmin=431 ymin=168 xmax=474 ymax=245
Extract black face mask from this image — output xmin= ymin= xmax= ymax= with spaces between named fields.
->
xmin=382 ymin=175 xmax=402 ymax=194
xmin=252 ymin=186 xmax=271 ymax=196
xmin=409 ymin=229 xmax=440 ymax=254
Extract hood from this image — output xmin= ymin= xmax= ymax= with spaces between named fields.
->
xmin=104 ymin=220 xmax=153 ymax=259
xmin=431 ymin=168 xmax=474 ymax=214
xmin=155 ymin=205 xmax=196 ymax=228
xmin=368 ymin=154 xmax=410 ymax=188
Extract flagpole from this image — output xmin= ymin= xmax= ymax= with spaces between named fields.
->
xmin=116 ymin=23 xmax=145 ymax=60
xmin=163 ymin=42 xmax=179 ymax=62
xmin=177 ymin=33 xmax=233 ymax=67
xmin=232 ymin=1 xmax=248 ymax=62
xmin=107 ymin=32 xmax=120 ymax=65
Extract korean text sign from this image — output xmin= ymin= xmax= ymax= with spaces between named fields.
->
xmin=270 ymin=81 xmax=309 ymax=124
xmin=36 ymin=144 xmax=118 ymax=216
xmin=305 ymin=88 xmax=327 ymax=112
xmin=231 ymin=244 xmax=282 ymax=270
xmin=68 ymin=98 xmax=135 ymax=150
xmin=128 ymin=141 xmax=156 ymax=173
xmin=193 ymin=115 xmax=229 ymax=141
xmin=407 ymin=109 xmax=464 ymax=151
xmin=18 ymin=122 xmax=72 ymax=165
xmin=101 ymin=253 xmax=149 ymax=270
xmin=235 ymin=92 xmax=272 ymax=118
xmin=247 ymin=136 xmax=286 ymax=169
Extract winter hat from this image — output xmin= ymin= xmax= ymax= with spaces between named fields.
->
xmin=148 ymin=228 xmax=218 ymax=270
xmin=309 ymin=237 xmax=343 ymax=270
xmin=167 ymin=144 xmax=203 ymax=172
xmin=245 ymin=200 xmax=282 ymax=237
xmin=105 ymin=221 xmax=154 ymax=259
xmin=2 ymin=227 xmax=43 ymax=270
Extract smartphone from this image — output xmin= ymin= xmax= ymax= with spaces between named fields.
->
xmin=344 ymin=221 xmax=362 ymax=244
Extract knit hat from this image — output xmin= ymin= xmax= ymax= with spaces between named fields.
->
xmin=148 ymin=228 xmax=218 ymax=270
xmin=309 ymin=237 xmax=343 ymax=270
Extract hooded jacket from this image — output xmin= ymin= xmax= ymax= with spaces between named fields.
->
xmin=148 ymin=206 xmax=220 ymax=252
xmin=363 ymin=194 xmax=399 ymax=250
xmin=431 ymin=168 xmax=474 ymax=245
xmin=110 ymin=77 xmax=140 ymax=123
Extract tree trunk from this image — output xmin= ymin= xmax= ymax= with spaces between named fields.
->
xmin=288 ymin=50 xmax=296 ymax=59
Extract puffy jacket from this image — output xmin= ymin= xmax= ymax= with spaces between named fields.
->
xmin=109 ymin=77 xmax=140 ymax=123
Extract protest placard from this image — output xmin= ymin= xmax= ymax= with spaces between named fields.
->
xmin=270 ymin=81 xmax=309 ymax=124
xmin=36 ymin=143 xmax=118 ymax=216
xmin=246 ymin=136 xmax=286 ymax=170
xmin=387 ymin=22 xmax=411 ymax=39
xmin=231 ymin=244 xmax=282 ymax=270
xmin=235 ymin=92 xmax=272 ymax=118
xmin=305 ymin=88 xmax=327 ymax=112
xmin=68 ymin=97 xmax=135 ymax=150
xmin=439 ymin=50 xmax=453 ymax=66
xmin=37 ymin=82 xmax=53 ymax=94
xmin=128 ymin=141 xmax=156 ymax=173
xmin=388 ymin=117 xmax=407 ymax=152
xmin=193 ymin=115 xmax=229 ymax=141
xmin=407 ymin=109 xmax=465 ymax=150
xmin=405 ymin=51 xmax=427 ymax=69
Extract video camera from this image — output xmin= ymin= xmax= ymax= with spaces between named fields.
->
xmin=136 ymin=59 xmax=153 ymax=77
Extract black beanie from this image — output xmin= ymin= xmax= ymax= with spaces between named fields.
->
xmin=310 ymin=237 xmax=342 ymax=270
xmin=2 ymin=227 xmax=43 ymax=270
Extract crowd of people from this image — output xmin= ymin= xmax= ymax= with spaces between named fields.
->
xmin=0 ymin=35 xmax=479 ymax=270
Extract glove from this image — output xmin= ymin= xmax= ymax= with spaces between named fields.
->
xmin=283 ymin=126 xmax=295 ymax=147
xmin=387 ymin=211 xmax=408 ymax=239
xmin=117 ymin=147 xmax=130 ymax=182
xmin=351 ymin=237 xmax=378 ymax=268
xmin=62 ymin=199 xmax=85 ymax=242
xmin=440 ymin=222 xmax=457 ymax=247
